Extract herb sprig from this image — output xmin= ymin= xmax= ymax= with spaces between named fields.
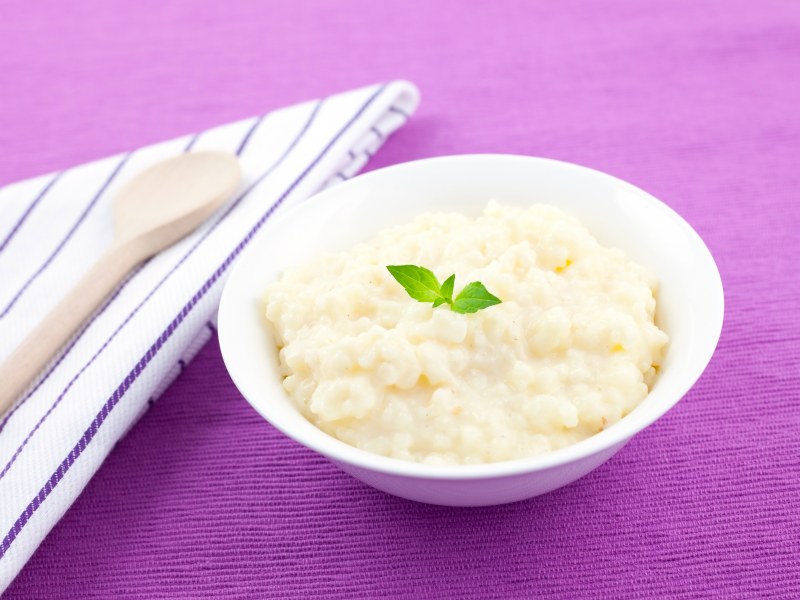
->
xmin=386 ymin=265 xmax=502 ymax=314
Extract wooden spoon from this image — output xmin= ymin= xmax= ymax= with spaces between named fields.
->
xmin=0 ymin=151 xmax=241 ymax=414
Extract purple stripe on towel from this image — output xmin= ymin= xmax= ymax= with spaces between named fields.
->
xmin=0 ymin=173 xmax=63 ymax=255
xmin=0 ymin=154 xmax=132 ymax=319
xmin=235 ymin=115 xmax=266 ymax=156
xmin=0 ymin=100 xmax=324 ymax=482
xmin=388 ymin=105 xmax=409 ymax=118
xmin=183 ymin=133 xmax=200 ymax=152
xmin=0 ymin=85 xmax=385 ymax=559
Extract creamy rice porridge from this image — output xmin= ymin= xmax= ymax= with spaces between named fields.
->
xmin=264 ymin=201 xmax=668 ymax=465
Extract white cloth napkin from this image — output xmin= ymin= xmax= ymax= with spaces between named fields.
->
xmin=0 ymin=81 xmax=420 ymax=590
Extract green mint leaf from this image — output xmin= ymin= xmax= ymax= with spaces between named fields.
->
xmin=386 ymin=265 xmax=502 ymax=314
xmin=451 ymin=281 xmax=503 ymax=314
xmin=386 ymin=265 xmax=444 ymax=303
xmin=441 ymin=274 xmax=455 ymax=304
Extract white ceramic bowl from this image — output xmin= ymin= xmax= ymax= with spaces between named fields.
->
xmin=218 ymin=154 xmax=724 ymax=506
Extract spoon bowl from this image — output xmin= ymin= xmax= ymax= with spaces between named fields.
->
xmin=114 ymin=151 xmax=240 ymax=249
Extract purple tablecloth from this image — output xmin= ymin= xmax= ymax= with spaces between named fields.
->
xmin=2 ymin=1 xmax=799 ymax=597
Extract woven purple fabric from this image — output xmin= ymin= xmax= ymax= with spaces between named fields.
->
xmin=2 ymin=1 xmax=799 ymax=597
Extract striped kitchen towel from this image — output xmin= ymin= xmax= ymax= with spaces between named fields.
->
xmin=0 ymin=81 xmax=420 ymax=590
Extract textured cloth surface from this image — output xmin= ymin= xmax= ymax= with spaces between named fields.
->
xmin=2 ymin=0 xmax=800 ymax=598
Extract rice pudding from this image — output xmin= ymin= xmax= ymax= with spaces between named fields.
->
xmin=264 ymin=201 xmax=668 ymax=465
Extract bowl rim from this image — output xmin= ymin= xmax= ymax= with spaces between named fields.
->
xmin=218 ymin=153 xmax=725 ymax=480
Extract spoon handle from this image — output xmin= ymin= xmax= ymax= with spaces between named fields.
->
xmin=0 ymin=240 xmax=143 ymax=415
